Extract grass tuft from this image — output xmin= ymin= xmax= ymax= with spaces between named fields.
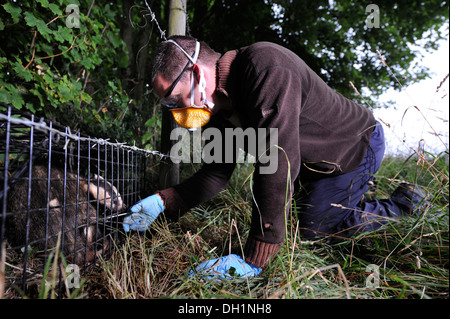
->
xmin=89 ymin=150 xmax=448 ymax=299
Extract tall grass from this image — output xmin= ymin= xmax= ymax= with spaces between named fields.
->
xmin=90 ymin=148 xmax=448 ymax=299
xmin=5 ymin=133 xmax=446 ymax=299
xmin=93 ymin=66 xmax=449 ymax=297
xmin=1 ymin=233 xmax=88 ymax=299
xmin=3 ymin=70 xmax=447 ymax=301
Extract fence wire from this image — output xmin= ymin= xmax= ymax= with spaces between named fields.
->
xmin=0 ymin=105 xmax=153 ymax=297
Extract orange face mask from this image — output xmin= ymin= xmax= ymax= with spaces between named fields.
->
xmin=170 ymin=106 xmax=212 ymax=129
xmin=164 ymin=40 xmax=215 ymax=130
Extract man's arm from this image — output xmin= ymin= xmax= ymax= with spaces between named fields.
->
xmin=242 ymin=65 xmax=303 ymax=268
xmin=158 ymin=161 xmax=236 ymax=220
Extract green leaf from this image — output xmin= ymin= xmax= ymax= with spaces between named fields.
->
xmin=25 ymin=103 xmax=36 ymax=113
xmin=36 ymin=0 xmax=50 ymax=7
xmin=57 ymin=78 xmax=74 ymax=102
xmin=107 ymin=31 xmax=122 ymax=48
xmin=57 ymin=86 xmax=71 ymax=102
xmin=0 ymin=83 xmax=25 ymax=109
xmin=24 ymin=11 xmax=52 ymax=41
xmin=48 ymin=3 xmax=63 ymax=15
xmin=108 ymin=80 xmax=117 ymax=91
xmin=30 ymin=86 xmax=45 ymax=107
xmin=13 ymin=59 xmax=33 ymax=82
xmin=2 ymin=2 xmax=22 ymax=23
xmin=81 ymin=57 xmax=95 ymax=70
xmin=54 ymin=25 xmax=73 ymax=43
xmin=81 ymin=92 xmax=92 ymax=104
xmin=35 ymin=0 xmax=63 ymax=15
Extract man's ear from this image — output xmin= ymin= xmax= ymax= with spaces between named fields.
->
xmin=192 ymin=64 xmax=202 ymax=83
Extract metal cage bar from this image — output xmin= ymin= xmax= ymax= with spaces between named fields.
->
xmin=0 ymin=106 xmax=149 ymax=296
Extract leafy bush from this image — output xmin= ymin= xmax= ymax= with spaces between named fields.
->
xmin=1 ymin=0 xmax=132 ymax=141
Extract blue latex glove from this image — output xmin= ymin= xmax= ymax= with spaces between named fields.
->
xmin=123 ymin=195 xmax=164 ymax=232
xmin=189 ymin=254 xmax=262 ymax=280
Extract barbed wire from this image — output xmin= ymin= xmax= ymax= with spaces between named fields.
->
xmin=1 ymin=3 xmax=191 ymax=162
xmin=0 ymin=111 xmax=179 ymax=160
xmin=144 ymin=0 xmax=167 ymax=40
xmin=143 ymin=0 xmax=191 ymax=39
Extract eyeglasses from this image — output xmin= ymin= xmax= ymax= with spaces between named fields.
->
xmin=160 ymin=51 xmax=196 ymax=109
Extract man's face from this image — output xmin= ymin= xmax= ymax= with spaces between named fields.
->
xmin=154 ymin=69 xmax=203 ymax=109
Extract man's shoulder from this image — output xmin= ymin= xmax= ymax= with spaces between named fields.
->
xmin=237 ymin=42 xmax=304 ymax=73
xmin=239 ymin=42 xmax=288 ymax=59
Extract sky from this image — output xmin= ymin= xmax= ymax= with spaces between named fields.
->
xmin=373 ymin=35 xmax=449 ymax=157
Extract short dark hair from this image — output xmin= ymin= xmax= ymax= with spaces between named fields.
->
xmin=149 ymin=35 xmax=221 ymax=86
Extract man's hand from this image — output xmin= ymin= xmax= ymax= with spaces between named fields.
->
xmin=189 ymin=254 xmax=262 ymax=280
xmin=123 ymin=194 xmax=164 ymax=232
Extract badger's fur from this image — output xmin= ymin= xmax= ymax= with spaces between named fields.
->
xmin=4 ymin=165 xmax=125 ymax=265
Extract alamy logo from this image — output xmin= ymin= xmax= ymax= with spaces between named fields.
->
xmin=65 ymin=264 xmax=81 ymax=289
xmin=365 ymin=264 xmax=380 ymax=288
xmin=66 ymin=4 xmax=80 ymax=29
xmin=365 ymin=4 xmax=380 ymax=28
xmin=169 ymin=127 xmax=279 ymax=174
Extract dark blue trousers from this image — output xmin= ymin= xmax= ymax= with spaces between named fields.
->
xmin=297 ymin=123 xmax=405 ymax=240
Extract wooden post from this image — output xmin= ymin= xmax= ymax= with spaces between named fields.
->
xmin=168 ymin=0 xmax=187 ymax=36
xmin=159 ymin=0 xmax=186 ymax=189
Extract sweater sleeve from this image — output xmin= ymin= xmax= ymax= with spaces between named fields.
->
xmin=242 ymin=65 xmax=303 ymax=268
xmin=156 ymin=161 xmax=236 ymax=220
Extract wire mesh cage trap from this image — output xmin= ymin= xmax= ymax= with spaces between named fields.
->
xmin=0 ymin=104 xmax=147 ymax=296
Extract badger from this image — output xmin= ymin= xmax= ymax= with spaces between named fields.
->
xmin=3 ymin=165 xmax=125 ymax=265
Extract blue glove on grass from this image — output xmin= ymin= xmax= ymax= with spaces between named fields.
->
xmin=123 ymin=195 xmax=164 ymax=232
xmin=189 ymin=254 xmax=262 ymax=280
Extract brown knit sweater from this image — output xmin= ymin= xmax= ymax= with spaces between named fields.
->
xmin=157 ymin=42 xmax=375 ymax=268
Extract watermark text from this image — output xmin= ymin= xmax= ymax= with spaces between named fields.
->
xmin=66 ymin=4 xmax=80 ymax=29
xmin=169 ymin=127 xmax=279 ymax=174
xmin=65 ymin=264 xmax=80 ymax=289
xmin=365 ymin=4 xmax=380 ymax=28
